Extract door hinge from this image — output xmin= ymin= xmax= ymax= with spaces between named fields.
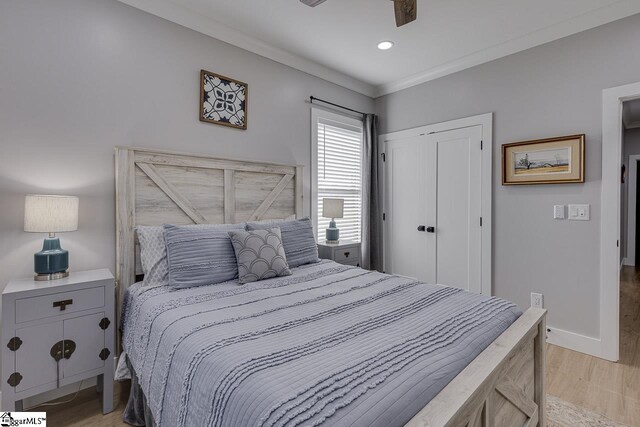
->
xmin=99 ymin=317 xmax=111 ymax=330
xmin=381 ymin=153 xmax=386 ymax=162
xmin=480 ymin=217 xmax=483 ymax=226
xmin=383 ymin=213 xmax=386 ymax=221
xmin=7 ymin=337 xmax=22 ymax=351
xmin=7 ymin=372 xmax=22 ymax=387
xmin=99 ymin=348 xmax=111 ymax=361
xmin=617 ymin=240 xmax=619 ymax=247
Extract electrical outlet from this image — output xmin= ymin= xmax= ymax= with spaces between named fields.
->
xmin=531 ymin=292 xmax=543 ymax=308
xmin=568 ymin=204 xmax=590 ymax=221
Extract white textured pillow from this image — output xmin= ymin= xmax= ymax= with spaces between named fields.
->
xmin=136 ymin=225 xmax=169 ymax=286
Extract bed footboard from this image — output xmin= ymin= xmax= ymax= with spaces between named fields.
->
xmin=406 ymin=307 xmax=547 ymax=427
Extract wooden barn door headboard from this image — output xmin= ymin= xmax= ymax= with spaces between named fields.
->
xmin=115 ymin=146 xmax=303 ymax=303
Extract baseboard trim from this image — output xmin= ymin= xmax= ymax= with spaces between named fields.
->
xmin=546 ymin=326 xmax=603 ymax=358
xmin=623 ymin=257 xmax=635 ymax=266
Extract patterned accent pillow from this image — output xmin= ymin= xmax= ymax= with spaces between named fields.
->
xmin=136 ymin=223 xmax=244 ymax=286
xmin=246 ymin=217 xmax=319 ymax=268
xmin=228 ymin=228 xmax=292 ymax=284
xmin=136 ymin=225 xmax=170 ymax=286
xmin=164 ymin=224 xmax=246 ymax=288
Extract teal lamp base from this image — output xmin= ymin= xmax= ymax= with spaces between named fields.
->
xmin=34 ymin=237 xmax=69 ymax=281
xmin=325 ymin=219 xmax=340 ymax=243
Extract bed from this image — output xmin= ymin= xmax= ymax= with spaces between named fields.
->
xmin=115 ymin=146 xmax=547 ymax=427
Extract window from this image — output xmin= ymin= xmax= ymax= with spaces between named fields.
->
xmin=312 ymin=109 xmax=363 ymax=242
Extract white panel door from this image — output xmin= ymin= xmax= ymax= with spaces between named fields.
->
xmin=431 ymin=126 xmax=483 ymax=293
xmin=384 ymin=135 xmax=435 ymax=282
xmin=384 ymin=125 xmax=483 ymax=293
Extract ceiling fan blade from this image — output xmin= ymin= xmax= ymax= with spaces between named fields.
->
xmin=393 ymin=0 xmax=417 ymax=27
xmin=300 ymin=0 xmax=327 ymax=6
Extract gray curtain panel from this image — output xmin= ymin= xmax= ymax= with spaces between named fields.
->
xmin=361 ymin=114 xmax=383 ymax=271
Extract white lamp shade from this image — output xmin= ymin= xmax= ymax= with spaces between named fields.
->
xmin=24 ymin=195 xmax=79 ymax=233
xmin=322 ymin=198 xmax=344 ymax=219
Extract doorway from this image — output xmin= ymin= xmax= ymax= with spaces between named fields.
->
xmin=600 ymin=82 xmax=640 ymax=362
xmin=380 ymin=114 xmax=492 ymax=295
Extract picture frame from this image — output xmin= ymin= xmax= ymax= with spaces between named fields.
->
xmin=200 ymin=69 xmax=247 ymax=130
xmin=502 ymin=134 xmax=585 ymax=185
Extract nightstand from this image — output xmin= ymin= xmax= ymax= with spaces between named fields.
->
xmin=1 ymin=269 xmax=115 ymax=413
xmin=317 ymin=239 xmax=361 ymax=267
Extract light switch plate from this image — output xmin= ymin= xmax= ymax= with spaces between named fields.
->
xmin=568 ymin=204 xmax=590 ymax=221
xmin=553 ymin=205 xmax=565 ymax=219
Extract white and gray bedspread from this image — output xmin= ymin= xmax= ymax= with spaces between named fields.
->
xmin=121 ymin=260 xmax=522 ymax=427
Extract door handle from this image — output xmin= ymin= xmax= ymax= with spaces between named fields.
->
xmin=417 ymin=225 xmax=426 ymax=232
xmin=426 ymin=226 xmax=435 ymax=233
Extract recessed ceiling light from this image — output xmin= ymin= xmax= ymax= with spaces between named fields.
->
xmin=377 ymin=41 xmax=394 ymax=50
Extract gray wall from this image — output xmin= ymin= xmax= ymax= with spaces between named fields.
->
xmin=0 ymin=0 xmax=374 ymax=293
xmin=376 ymin=13 xmax=640 ymax=338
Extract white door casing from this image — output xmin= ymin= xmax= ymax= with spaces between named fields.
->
xmin=600 ymin=81 xmax=640 ymax=362
xmin=381 ymin=114 xmax=492 ymax=295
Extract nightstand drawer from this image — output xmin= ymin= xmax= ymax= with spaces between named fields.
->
xmin=338 ymin=258 xmax=360 ymax=267
xmin=15 ymin=287 xmax=105 ymax=323
xmin=334 ymin=247 xmax=360 ymax=264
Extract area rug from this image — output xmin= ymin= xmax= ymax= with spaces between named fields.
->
xmin=547 ymin=395 xmax=628 ymax=427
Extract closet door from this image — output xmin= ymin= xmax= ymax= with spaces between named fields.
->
xmin=429 ymin=126 xmax=483 ymax=293
xmin=384 ymin=135 xmax=436 ymax=282
xmin=384 ymin=125 xmax=483 ymax=293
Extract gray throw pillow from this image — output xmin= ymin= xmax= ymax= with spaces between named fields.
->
xmin=228 ymin=228 xmax=292 ymax=284
xmin=137 ymin=223 xmax=245 ymax=286
xmin=164 ymin=223 xmax=245 ymax=288
xmin=245 ymin=217 xmax=319 ymax=268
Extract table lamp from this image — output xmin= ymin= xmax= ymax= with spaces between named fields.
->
xmin=24 ymin=194 xmax=79 ymax=281
xmin=322 ymin=198 xmax=344 ymax=243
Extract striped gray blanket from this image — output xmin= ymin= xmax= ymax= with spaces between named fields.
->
xmin=122 ymin=260 xmax=521 ymax=427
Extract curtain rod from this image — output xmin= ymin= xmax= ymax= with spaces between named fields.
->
xmin=309 ymin=96 xmax=368 ymax=116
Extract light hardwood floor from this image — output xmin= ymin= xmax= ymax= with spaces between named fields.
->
xmin=547 ymin=265 xmax=640 ymax=426
xmin=38 ymin=268 xmax=640 ymax=426
xmin=31 ymin=381 xmax=129 ymax=426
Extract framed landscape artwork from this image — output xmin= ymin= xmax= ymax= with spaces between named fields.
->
xmin=200 ymin=69 xmax=247 ymax=130
xmin=502 ymin=134 xmax=585 ymax=185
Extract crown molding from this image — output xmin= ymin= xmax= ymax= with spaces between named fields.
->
xmin=119 ymin=0 xmax=640 ymax=99
xmin=374 ymin=0 xmax=640 ymax=97
xmin=117 ymin=0 xmax=377 ymax=97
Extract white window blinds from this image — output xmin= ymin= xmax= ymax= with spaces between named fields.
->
xmin=315 ymin=116 xmax=363 ymax=242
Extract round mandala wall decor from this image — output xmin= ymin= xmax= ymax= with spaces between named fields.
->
xmin=200 ymin=69 xmax=247 ymax=130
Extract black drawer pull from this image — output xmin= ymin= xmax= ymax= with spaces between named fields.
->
xmin=53 ymin=299 xmax=73 ymax=311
